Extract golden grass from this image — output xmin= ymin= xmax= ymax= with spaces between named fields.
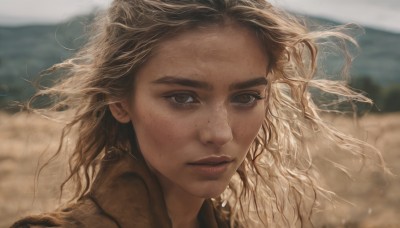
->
xmin=310 ymin=113 xmax=400 ymax=228
xmin=0 ymin=112 xmax=399 ymax=227
xmin=0 ymin=112 xmax=67 ymax=227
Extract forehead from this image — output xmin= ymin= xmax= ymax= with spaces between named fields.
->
xmin=156 ymin=21 xmax=267 ymax=62
xmin=134 ymin=21 xmax=269 ymax=86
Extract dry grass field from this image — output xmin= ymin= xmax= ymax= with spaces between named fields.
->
xmin=0 ymin=112 xmax=399 ymax=227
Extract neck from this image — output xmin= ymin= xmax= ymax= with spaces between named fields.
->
xmin=159 ymin=178 xmax=204 ymax=228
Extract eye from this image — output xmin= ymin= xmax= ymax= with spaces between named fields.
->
xmin=164 ymin=92 xmax=199 ymax=106
xmin=171 ymin=94 xmax=195 ymax=103
xmin=231 ymin=93 xmax=264 ymax=106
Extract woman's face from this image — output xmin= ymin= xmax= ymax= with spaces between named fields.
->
xmin=114 ymin=22 xmax=269 ymax=198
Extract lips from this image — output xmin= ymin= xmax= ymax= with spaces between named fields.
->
xmin=187 ymin=156 xmax=234 ymax=179
xmin=188 ymin=156 xmax=233 ymax=166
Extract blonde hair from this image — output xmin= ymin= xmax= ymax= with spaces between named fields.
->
xmin=29 ymin=0 xmax=384 ymax=227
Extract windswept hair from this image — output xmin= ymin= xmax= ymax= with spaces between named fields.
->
xmin=29 ymin=0 xmax=384 ymax=227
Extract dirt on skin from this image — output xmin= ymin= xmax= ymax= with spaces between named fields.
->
xmin=0 ymin=112 xmax=399 ymax=227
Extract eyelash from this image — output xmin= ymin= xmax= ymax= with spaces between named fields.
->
xmin=231 ymin=92 xmax=265 ymax=107
xmin=164 ymin=91 xmax=265 ymax=108
xmin=164 ymin=92 xmax=200 ymax=107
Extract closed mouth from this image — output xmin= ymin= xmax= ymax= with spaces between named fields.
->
xmin=188 ymin=156 xmax=234 ymax=166
xmin=189 ymin=161 xmax=231 ymax=166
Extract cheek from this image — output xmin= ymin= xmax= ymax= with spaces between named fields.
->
xmin=132 ymin=106 xmax=191 ymax=156
xmin=234 ymin=107 xmax=265 ymax=146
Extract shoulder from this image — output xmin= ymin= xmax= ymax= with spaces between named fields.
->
xmin=10 ymin=197 xmax=119 ymax=228
xmin=10 ymin=213 xmax=63 ymax=228
xmin=11 ymin=148 xmax=171 ymax=228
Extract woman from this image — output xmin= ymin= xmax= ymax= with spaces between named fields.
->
xmin=11 ymin=0 xmax=379 ymax=227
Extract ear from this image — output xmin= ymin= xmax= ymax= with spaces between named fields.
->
xmin=109 ymin=102 xmax=131 ymax=123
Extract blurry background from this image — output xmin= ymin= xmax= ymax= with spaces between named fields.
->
xmin=1 ymin=0 xmax=400 ymax=112
xmin=0 ymin=0 xmax=399 ymax=227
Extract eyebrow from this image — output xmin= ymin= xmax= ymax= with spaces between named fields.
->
xmin=152 ymin=76 xmax=212 ymax=90
xmin=152 ymin=75 xmax=268 ymax=91
xmin=229 ymin=77 xmax=268 ymax=90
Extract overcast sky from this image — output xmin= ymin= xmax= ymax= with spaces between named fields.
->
xmin=0 ymin=0 xmax=110 ymax=25
xmin=275 ymin=0 xmax=400 ymax=33
xmin=1 ymin=0 xmax=400 ymax=33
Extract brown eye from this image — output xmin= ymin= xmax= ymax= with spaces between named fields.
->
xmin=233 ymin=94 xmax=255 ymax=104
xmin=165 ymin=93 xmax=199 ymax=106
xmin=231 ymin=93 xmax=263 ymax=106
xmin=172 ymin=94 xmax=195 ymax=104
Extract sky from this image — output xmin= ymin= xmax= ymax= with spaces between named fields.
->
xmin=0 ymin=0 xmax=110 ymax=25
xmin=1 ymin=0 xmax=400 ymax=33
xmin=274 ymin=0 xmax=400 ymax=33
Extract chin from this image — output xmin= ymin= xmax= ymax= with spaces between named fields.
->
xmin=190 ymin=181 xmax=229 ymax=199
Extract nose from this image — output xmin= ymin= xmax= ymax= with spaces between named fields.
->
xmin=199 ymin=105 xmax=233 ymax=147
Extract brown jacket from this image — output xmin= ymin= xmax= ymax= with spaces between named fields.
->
xmin=11 ymin=149 xmax=230 ymax=228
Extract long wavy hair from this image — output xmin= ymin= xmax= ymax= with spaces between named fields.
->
xmin=28 ymin=0 xmax=385 ymax=227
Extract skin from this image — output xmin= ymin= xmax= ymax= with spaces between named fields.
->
xmin=110 ymin=21 xmax=269 ymax=228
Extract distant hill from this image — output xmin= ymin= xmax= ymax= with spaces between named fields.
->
xmin=0 ymin=16 xmax=88 ymax=109
xmin=308 ymin=17 xmax=400 ymax=86
xmin=0 ymin=14 xmax=399 ymax=109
